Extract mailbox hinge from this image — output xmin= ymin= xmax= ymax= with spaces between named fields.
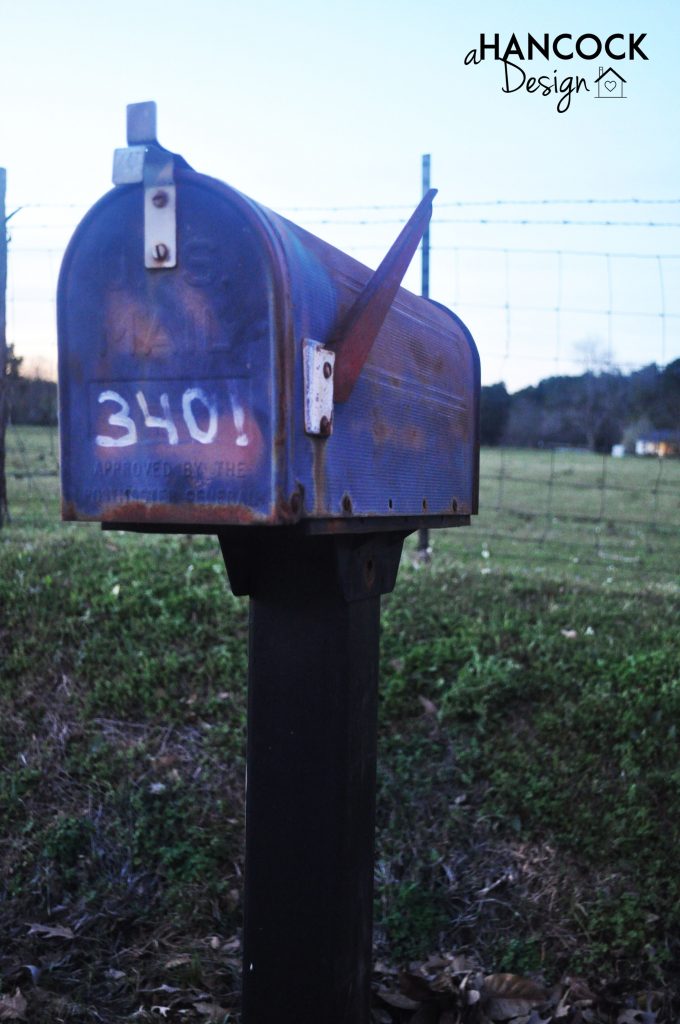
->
xmin=303 ymin=339 xmax=335 ymax=437
xmin=112 ymin=101 xmax=177 ymax=270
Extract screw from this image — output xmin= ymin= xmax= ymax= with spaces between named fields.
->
xmin=342 ymin=494 xmax=352 ymax=514
xmin=153 ymin=243 xmax=170 ymax=262
xmin=152 ymin=190 xmax=169 ymax=208
xmin=319 ymin=416 xmax=331 ymax=437
xmin=323 ymin=361 xmax=333 ymax=379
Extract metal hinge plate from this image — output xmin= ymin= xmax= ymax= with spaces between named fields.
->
xmin=143 ymin=184 xmax=176 ymax=269
xmin=303 ymin=340 xmax=335 ymax=437
xmin=111 ymin=101 xmax=177 ymax=270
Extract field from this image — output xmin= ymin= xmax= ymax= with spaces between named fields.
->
xmin=1 ymin=426 xmax=680 ymax=1022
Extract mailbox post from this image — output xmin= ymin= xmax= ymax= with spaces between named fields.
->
xmin=58 ymin=103 xmax=480 ymax=1024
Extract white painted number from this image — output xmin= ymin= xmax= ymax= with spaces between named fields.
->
xmin=96 ymin=391 xmax=138 ymax=448
xmin=96 ymin=387 xmax=227 ymax=448
xmin=182 ymin=388 xmax=218 ymax=445
xmin=136 ymin=391 xmax=179 ymax=445
xmin=231 ymin=397 xmax=250 ymax=448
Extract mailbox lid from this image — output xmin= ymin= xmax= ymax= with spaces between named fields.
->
xmin=58 ymin=170 xmax=292 ymax=527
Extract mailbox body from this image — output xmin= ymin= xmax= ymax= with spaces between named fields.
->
xmin=58 ymin=165 xmax=479 ymax=532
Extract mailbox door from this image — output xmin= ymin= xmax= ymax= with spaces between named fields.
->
xmin=58 ymin=172 xmax=291 ymax=527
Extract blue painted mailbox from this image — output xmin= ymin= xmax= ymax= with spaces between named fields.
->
xmin=58 ymin=103 xmax=479 ymax=532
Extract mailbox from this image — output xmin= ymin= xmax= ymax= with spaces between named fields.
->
xmin=58 ymin=104 xmax=479 ymax=533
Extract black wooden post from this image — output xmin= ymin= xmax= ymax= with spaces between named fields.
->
xmin=219 ymin=529 xmax=406 ymax=1024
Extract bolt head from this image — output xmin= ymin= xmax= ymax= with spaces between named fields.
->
xmin=153 ymin=243 xmax=170 ymax=262
xmin=323 ymin=361 xmax=333 ymax=379
xmin=319 ymin=415 xmax=331 ymax=437
xmin=152 ymin=190 xmax=169 ymax=208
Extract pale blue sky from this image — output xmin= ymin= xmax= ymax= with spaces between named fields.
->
xmin=2 ymin=0 xmax=679 ymax=389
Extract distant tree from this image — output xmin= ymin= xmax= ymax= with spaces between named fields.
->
xmin=479 ymin=382 xmax=511 ymax=445
xmin=657 ymin=358 xmax=680 ymax=428
xmin=629 ymin=363 xmax=661 ymax=419
xmin=501 ymin=392 xmax=541 ymax=447
xmin=5 ymin=342 xmax=21 ymax=379
xmin=10 ymin=373 xmax=57 ymax=426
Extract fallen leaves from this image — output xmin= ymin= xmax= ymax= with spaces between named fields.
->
xmin=372 ymin=955 xmax=671 ymax=1024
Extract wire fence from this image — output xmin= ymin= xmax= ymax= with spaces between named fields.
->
xmin=3 ymin=196 xmax=680 ymax=588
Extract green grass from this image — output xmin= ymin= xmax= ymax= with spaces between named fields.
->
xmin=447 ymin=446 xmax=680 ymax=590
xmin=1 ymin=427 xmax=680 ymax=1018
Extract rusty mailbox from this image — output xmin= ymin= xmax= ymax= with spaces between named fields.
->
xmin=58 ymin=105 xmax=479 ymax=533
xmin=57 ymin=104 xmax=480 ymax=1024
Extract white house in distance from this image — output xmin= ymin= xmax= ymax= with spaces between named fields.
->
xmin=634 ymin=430 xmax=680 ymax=457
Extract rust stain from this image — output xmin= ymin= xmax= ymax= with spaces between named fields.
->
xmin=311 ymin=436 xmax=327 ymax=516
xmin=61 ymin=498 xmax=79 ymax=522
xmin=274 ymin=486 xmax=304 ymax=524
xmin=100 ymin=500 xmax=265 ymax=526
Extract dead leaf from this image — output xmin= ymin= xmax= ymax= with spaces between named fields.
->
xmin=105 ymin=968 xmax=126 ymax=981
xmin=374 ymin=960 xmax=398 ymax=976
xmin=409 ymin=1005 xmax=441 ymax=1024
xmin=560 ymin=629 xmax=577 ymax=639
xmin=617 ymin=1012 xmax=657 ymax=1024
xmin=562 ymin=977 xmax=597 ymax=1005
xmin=450 ymin=955 xmax=478 ymax=974
xmin=419 ymin=696 xmax=438 ymax=717
xmin=221 ymin=935 xmax=241 ymax=954
xmin=377 ymin=986 xmax=420 ymax=1010
xmin=27 ymin=923 xmax=74 ymax=940
xmin=400 ymin=971 xmax=442 ymax=1003
xmin=164 ymin=954 xmax=192 ymax=969
xmin=482 ymin=974 xmax=547 ymax=1021
xmin=151 ymin=1008 xmax=171 ymax=1019
xmin=193 ymin=1001 xmax=229 ymax=1021
xmin=0 ymin=989 xmax=27 ymax=1021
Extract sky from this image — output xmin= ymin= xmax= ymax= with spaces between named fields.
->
xmin=1 ymin=0 xmax=679 ymax=391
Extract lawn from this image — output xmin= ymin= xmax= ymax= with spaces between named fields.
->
xmin=1 ymin=427 xmax=679 ymax=1021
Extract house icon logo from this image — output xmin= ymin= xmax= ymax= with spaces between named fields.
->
xmin=594 ymin=66 xmax=627 ymax=99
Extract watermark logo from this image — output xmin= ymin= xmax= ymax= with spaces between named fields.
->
xmin=463 ymin=33 xmax=647 ymax=112
xmin=594 ymin=67 xmax=626 ymax=99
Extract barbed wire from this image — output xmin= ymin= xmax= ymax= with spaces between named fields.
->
xmin=15 ymin=197 xmax=680 ymax=213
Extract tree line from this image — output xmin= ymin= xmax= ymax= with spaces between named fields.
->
xmin=481 ymin=359 xmax=680 ymax=452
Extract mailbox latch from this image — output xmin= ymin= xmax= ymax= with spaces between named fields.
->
xmin=303 ymin=340 xmax=335 ymax=437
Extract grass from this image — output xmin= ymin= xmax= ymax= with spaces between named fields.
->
xmin=1 ymin=426 xmax=680 ymax=1020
